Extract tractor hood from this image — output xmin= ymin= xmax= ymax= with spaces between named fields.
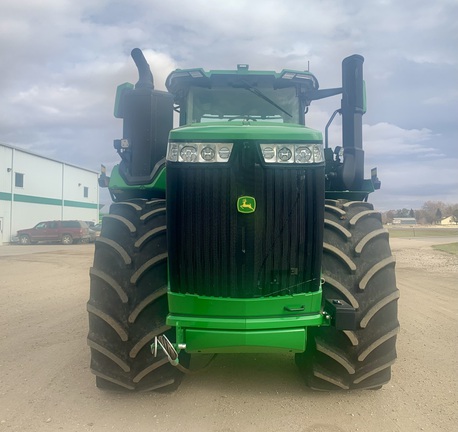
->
xmin=169 ymin=121 xmax=323 ymax=142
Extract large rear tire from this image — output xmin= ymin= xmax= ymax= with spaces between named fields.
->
xmin=296 ymin=200 xmax=399 ymax=390
xmin=87 ymin=199 xmax=187 ymax=391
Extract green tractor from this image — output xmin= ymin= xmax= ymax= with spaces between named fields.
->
xmin=87 ymin=48 xmax=399 ymax=391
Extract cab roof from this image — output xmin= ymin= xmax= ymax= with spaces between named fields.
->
xmin=165 ymin=65 xmax=319 ymax=95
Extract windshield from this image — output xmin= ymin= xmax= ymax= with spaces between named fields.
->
xmin=186 ymin=86 xmax=300 ymax=124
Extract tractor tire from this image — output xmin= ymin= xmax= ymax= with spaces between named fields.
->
xmin=296 ymin=200 xmax=400 ymax=390
xmin=87 ymin=199 xmax=188 ymax=392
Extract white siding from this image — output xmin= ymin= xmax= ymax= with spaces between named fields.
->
xmin=0 ymin=143 xmax=99 ymax=244
xmin=13 ymin=151 xmax=63 ymax=198
xmin=392 ymin=218 xmax=417 ymax=225
xmin=0 ymin=146 xmax=13 ymax=245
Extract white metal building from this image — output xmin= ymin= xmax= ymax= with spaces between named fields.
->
xmin=392 ymin=217 xmax=417 ymax=225
xmin=0 ymin=142 xmax=99 ymax=244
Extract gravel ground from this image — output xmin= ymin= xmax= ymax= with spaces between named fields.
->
xmin=0 ymin=237 xmax=457 ymax=432
xmin=390 ymin=237 xmax=458 ymax=272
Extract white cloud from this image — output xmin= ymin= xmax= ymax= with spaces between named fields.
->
xmin=370 ymin=157 xmax=458 ymax=210
xmin=423 ymin=91 xmax=458 ymax=105
xmin=360 ymin=122 xmax=458 ymax=210
xmin=363 ymin=123 xmax=441 ymax=158
xmin=0 ymin=0 xmax=456 ymax=210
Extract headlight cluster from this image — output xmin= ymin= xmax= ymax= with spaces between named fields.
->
xmin=167 ymin=142 xmax=234 ymax=163
xmin=167 ymin=142 xmax=324 ymax=164
xmin=260 ymin=144 xmax=324 ymax=164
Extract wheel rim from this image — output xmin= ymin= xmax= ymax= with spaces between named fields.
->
xmin=62 ymin=235 xmax=72 ymax=244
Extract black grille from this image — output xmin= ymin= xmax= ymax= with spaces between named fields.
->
xmin=167 ymin=143 xmax=324 ymax=298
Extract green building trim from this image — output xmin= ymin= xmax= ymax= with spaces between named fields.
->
xmin=0 ymin=192 xmax=97 ymax=209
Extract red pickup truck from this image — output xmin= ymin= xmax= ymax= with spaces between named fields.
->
xmin=17 ymin=220 xmax=91 ymax=245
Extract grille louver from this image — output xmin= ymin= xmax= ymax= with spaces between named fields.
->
xmin=167 ymin=143 xmax=324 ymax=298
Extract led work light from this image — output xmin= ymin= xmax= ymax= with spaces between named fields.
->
xmin=167 ymin=142 xmax=234 ymax=163
xmin=260 ymin=143 xmax=324 ymax=164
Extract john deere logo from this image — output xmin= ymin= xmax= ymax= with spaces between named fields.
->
xmin=237 ymin=196 xmax=256 ymax=213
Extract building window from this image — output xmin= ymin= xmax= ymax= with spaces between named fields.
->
xmin=15 ymin=172 xmax=24 ymax=188
xmin=84 ymin=186 xmax=88 ymax=198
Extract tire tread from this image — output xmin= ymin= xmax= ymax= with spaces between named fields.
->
xmin=297 ymin=200 xmax=399 ymax=390
xmin=87 ymin=199 xmax=185 ymax=392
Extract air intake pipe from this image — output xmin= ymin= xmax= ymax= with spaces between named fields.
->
xmin=131 ymin=48 xmax=154 ymax=90
xmin=115 ymin=48 xmax=173 ymax=185
xmin=340 ymin=54 xmax=365 ymax=190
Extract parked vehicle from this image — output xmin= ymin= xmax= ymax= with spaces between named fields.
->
xmin=17 ymin=220 xmax=91 ymax=245
xmin=88 ymin=228 xmax=97 ymax=242
xmin=91 ymin=223 xmax=102 ymax=235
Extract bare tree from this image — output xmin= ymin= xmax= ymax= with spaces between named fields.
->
xmin=421 ymin=201 xmax=448 ymax=224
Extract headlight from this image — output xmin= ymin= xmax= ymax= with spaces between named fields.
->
xmin=200 ymin=146 xmax=215 ymax=161
xmin=180 ymin=145 xmax=198 ymax=162
xmin=218 ymin=146 xmax=231 ymax=160
xmin=312 ymin=144 xmax=324 ymax=163
xmin=278 ymin=147 xmax=293 ymax=162
xmin=261 ymin=146 xmax=275 ymax=161
xmin=260 ymin=143 xmax=324 ymax=164
xmin=295 ymin=146 xmax=312 ymax=163
xmin=167 ymin=142 xmax=233 ymax=163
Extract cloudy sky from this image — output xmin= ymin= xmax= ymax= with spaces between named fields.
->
xmin=1 ymin=0 xmax=457 ymax=210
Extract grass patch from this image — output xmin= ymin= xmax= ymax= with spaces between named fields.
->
xmin=432 ymin=243 xmax=458 ymax=255
xmin=387 ymin=227 xmax=458 ymax=238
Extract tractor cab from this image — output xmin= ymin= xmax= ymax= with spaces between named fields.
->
xmin=165 ymin=65 xmax=319 ymax=126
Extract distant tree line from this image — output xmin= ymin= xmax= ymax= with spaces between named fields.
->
xmin=382 ymin=201 xmax=458 ymax=225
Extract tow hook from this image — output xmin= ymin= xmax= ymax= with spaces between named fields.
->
xmin=324 ymin=298 xmax=357 ymax=330
xmin=151 ymin=334 xmax=179 ymax=366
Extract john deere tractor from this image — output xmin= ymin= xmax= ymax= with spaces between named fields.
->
xmin=87 ymin=48 xmax=399 ymax=391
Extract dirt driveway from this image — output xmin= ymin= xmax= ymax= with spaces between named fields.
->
xmin=0 ymin=238 xmax=457 ymax=432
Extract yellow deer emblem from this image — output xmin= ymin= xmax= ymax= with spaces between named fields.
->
xmin=237 ymin=196 xmax=256 ymax=213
